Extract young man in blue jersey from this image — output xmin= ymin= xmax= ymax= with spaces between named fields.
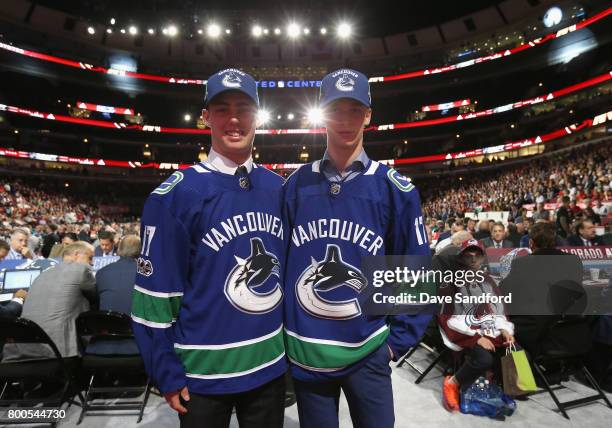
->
xmin=282 ymin=69 xmax=432 ymax=427
xmin=132 ymin=69 xmax=286 ymax=428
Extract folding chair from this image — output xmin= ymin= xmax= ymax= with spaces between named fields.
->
xmin=0 ymin=317 xmax=82 ymax=427
xmin=75 ymin=310 xmax=150 ymax=424
xmin=396 ymin=320 xmax=457 ymax=384
xmin=528 ymin=279 xmax=612 ymax=419
xmin=531 ymin=317 xmax=612 ymax=419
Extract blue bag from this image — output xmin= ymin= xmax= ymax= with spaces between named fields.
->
xmin=460 ymin=377 xmax=516 ymax=418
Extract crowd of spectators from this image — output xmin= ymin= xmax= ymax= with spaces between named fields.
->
xmin=421 ymin=142 xmax=610 ymax=222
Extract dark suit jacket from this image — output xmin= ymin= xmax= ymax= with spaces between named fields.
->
xmin=96 ymin=257 xmax=136 ymax=315
xmin=472 ymin=230 xmax=490 ymax=240
xmin=0 ymin=300 xmax=22 ymax=318
xmin=566 ymin=235 xmax=605 ymax=247
xmin=480 ymin=237 xmax=513 ymax=249
xmin=500 ymin=248 xmax=584 ymax=355
xmin=87 ymin=257 xmax=139 ymax=355
xmin=94 ymin=246 xmax=117 ymax=257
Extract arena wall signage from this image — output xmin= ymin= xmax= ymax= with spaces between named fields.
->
xmin=0 ymin=111 xmax=608 ymax=171
xmin=1 ymin=72 xmax=609 ymax=135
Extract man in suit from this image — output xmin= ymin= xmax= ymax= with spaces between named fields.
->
xmin=566 ymin=220 xmax=604 ymax=246
xmin=96 ymin=234 xmax=139 ymax=314
xmin=500 ymin=222 xmax=586 ymax=356
xmin=435 ymin=219 xmax=464 ymax=254
xmin=0 ymin=289 xmax=27 ymax=318
xmin=87 ymin=235 xmax=141 ymax=355
xmin=94 ymin=230 xmax=116 ymax=257
xmin=480 ymin=222 xmax=513 ymax=248
xmin=472 ymin=220 xmax=492 ymax=241
xmin=3 ymin=241 xmax=96 ymax=361
xmin=4 ymin=228 xmax=35 ymax=260
xmin=48 ymin=232 xmax=77 ymax=260
xmin=77 ymin=224 xmax=92 ymax=243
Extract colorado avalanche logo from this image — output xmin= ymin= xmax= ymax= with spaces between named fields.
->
xmin=335 ymin=73 xmax=355 ymax=92
xmin=224 ymin=238 xmax=283 ymax=314
xmin=221 ymin=72 xmax=242 ymax=88
xmin=295 ymin=244 xmax=367 ymax=320
xmin=464 ymin=303 xmax=495 ymax=326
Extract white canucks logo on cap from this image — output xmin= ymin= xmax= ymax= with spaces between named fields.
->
xmin=221 ymin=71 xmax=242 ymax=88
xmin=335 ymin=73 xmax=355 ymax=92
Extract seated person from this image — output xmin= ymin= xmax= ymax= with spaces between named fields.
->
xmin=480 ymin=222 xmax=513 ymax=248
xmin=94 ymin=230 xmax=117 ymax=257
xmin=87 ymin=235 xmax=141 ymax=355
xmin=48 ymin=232 xmax=77 ymax=259
xmin=0 ymin=290 xmax=27 ymax=318
xmin=2 ymin=242 xmax=96 ymax=362
xmin=501 ymin=222 xmax=586 ymax=357
xmin=566 ymin=220 xmax=604 ymax=247
xmin=437 ymin=239 xmax=515 ymax=412
xmin=5 ymin=228 xmax=35 ymax=260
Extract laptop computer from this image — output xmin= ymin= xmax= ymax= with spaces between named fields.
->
xmin=0 ymin=268 xmax=41 ymax=302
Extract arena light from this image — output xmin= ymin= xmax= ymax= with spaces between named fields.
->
xmin=120 ymin=28 xmax=126 ymax=34
xmin=287 ymin=113 xmax=295 ymax=120
xmin=274 ymin=28 xmax=281 ymax=35
xmin=287 ymin=23 xmax=300 ymax=38
xmin=167 ymin=25 xmax=178 ymax=37
xmin=320 ymin=27 xmax=327 ymax=35
xmin=257 ymin=109 xmax=271 ymax=125
xmin=263 ymin=28 xmax=269 ymax=35
xmin=87 ymin=26 xmax=95 ymax=35
xmin=2 ymin=8 xmax=611 ymax=86
xmin=197 ymin=29 xmax=203 ymax=35
xmin=128 ymin=26 xmax=138 ymax=35
xmin=543 ymin=7 xmax=563 ymax=28
xmin=106 ymin=28 xmax=112 ymax=34
xmin=207 ymin=23 xmax=221 ymax=38
xmin=110 ymin=18 xmax=115 ymax=25
xmin=337 ymin=22 xmax=352 ymax=39
xmin=307 ymin=107 xmax=323 ymax=125
xmin=225 ymin=28 xmax=231 ymax=35
xmin=148 ymin=28 xmax=155 ymax=35
xmin=303 ymin=28 xmax=310 ymax=35
xmin=184 ymin=114 xmax=191 ymax=122
xmin=252 ymin=25 xmax=263 ymax=37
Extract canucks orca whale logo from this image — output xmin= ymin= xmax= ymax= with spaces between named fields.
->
xmin=224 ymin=238 xmax=283 ymax=314
xmin=221 ymin=72 xmax=243 ymax=88
xmin=295 ymin=244 xmax=367 ymax=320
xmin=335 ymin=73 xmax=355 ymax=92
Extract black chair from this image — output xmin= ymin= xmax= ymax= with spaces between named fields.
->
xmin=0 ymin=317 xmax=82 ymax=427
xmin=528 ymin=280 xmax=612 ymax=419
xmin=75 ymin=310 xmax=150 ymax=424
xmin=396 ymin=319 xmax=453 ymax=384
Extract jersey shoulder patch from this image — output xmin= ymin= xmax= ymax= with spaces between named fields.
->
xmin=151 ymin=171 xmax=184 ymax=195
xmin=386 ymin=168 xmax=415 ymax=192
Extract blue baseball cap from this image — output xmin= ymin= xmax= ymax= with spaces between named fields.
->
xmin=204 ymin=68 xmax=259 ymax=107
xmin=319 ymin=68 xmax=371 ymax=108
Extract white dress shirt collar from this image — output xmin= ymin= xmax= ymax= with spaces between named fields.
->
xmin=204 ymin=147 xmax=253 ymax=175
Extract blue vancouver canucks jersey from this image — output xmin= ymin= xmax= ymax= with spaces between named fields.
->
xmin=132 ymin=163 xmax=287 ymax=395
xmin=283 ymin=159 xmax=432 ymax=381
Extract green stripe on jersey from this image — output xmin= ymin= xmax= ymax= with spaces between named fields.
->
xmin=131 ymin=288 xmax=182 ymax=324
xmin=285 ymin=325 xmax=389 ymax=370
xmin=175 ymin=327 xmax=285 ymax=377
